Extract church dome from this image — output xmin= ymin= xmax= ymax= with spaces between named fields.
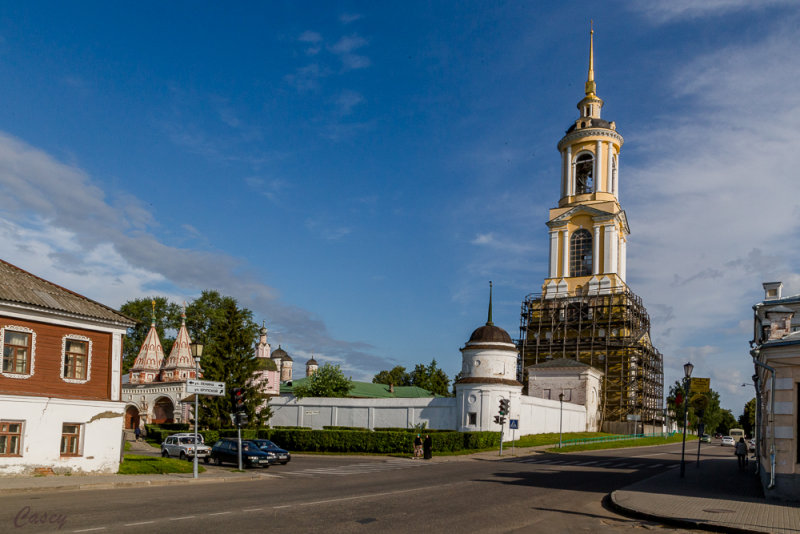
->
xmin=272 ymin=345 xmax=291 ymax=362
xmin=468 ymin=324 xmax=513 ymax=344
xmin=306 ymin=358 xmax=318 ymax=366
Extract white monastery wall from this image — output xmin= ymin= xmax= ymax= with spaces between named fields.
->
xmin=0 ymin=395 xmax=124 ymax=475
xmin=517 ymin=395 xmax=586 ymax=436
xmin=269 ymin=396 xmax=458 ymax=430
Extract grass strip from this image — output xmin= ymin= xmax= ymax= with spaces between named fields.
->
xmin=118 ymin=454 xmax=206 ymax=475
xmin=546 ymin=433 xmax=695 ymax=453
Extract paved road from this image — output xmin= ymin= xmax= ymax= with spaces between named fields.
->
xmin=2 ymin=442 xmax=707 ymax=533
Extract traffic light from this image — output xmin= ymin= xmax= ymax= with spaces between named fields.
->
xmin=498 ymin=398 xmax=510 ymax=416
xmin=494 ymin=415 xmax=506 ymax=425
xmin=236 ymin=412 xmax=249 ymax=427
xmin=232 ymin=387 xmax=245 ymax=413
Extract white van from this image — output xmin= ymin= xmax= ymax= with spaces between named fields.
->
xmin=729 ymin=428 xmax=746 ymax=442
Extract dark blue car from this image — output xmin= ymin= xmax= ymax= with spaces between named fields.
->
xmin=252 ymin=439 xmax=291 ymax=465
xmin=210 ymin=438 xmax=271 ymax=468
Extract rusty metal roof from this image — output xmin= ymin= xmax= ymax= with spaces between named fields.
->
xmin=0 ymin=259 xmax=136 ymax=326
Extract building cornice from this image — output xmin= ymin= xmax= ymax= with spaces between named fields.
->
xmin=558 ymin=128 xmax=624 ymax=151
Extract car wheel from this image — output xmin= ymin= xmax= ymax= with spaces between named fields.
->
xmin=180 ymin=451 xmax=187 ymax=461
xmin=203 ymin=457 xmax=209 ymax=464
xmin=162 ymin=450 xmax=169 ymax=458
xmin=281 ymin=461 xmax=288 ymax=465
xmin=215 ymin=457 xmax=222 ymax=466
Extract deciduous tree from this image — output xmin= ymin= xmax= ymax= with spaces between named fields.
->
xmin=372 ymin=365 xmax=411 ymax=386
xmin=293 ymin=363 xmax=353 ymax=398
xmin=410 ymin=359 xmax=451 ymax=397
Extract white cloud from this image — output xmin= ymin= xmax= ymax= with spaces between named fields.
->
xmin=0 ymin=131 xmax=391 ymax=375
xmin=631 ymin=0 xmax=797 ymax=23
xmin=339 ymin=13 xmax=363 ymax=25
xmin=334 ymin=90 xmax=364 ymax=116
xmin=624 ymin=24 xmax=800 ymax=411
xmin=298 ymin=31 xmax=322 ymax=43
xmin=329 ymin=34 xmax=371 ymax=71
xmin=305 ymin=217 xmax=352 ymax=241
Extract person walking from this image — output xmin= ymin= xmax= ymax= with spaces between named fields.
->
xmin=134 ymin=426 xmax=141 ymax=442
xmin=423 ymin=434 xmax=432 ymax=460
xmin=413 ymin=434 xmax=423 ymax=459
xmin=735 ymin=437 xmax=747 ymax=471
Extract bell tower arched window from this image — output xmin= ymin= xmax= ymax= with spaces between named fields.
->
xmin=570 ymin=229 xmax=592 ymax=277
xmin=575 ymin=153 xmax=594 ymax=194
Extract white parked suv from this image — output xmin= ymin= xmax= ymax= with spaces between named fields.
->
xmin=161 ymin=434 xmax=211 ymax=462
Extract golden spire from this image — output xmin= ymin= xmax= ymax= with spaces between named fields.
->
xmin=585 ymin=20 xmax=596 ymax=96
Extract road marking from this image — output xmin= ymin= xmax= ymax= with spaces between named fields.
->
xmin=123 ymin=522 xmax=154 ymax=526
xmin=73 ymin=529 xmax=107 ymax=533
xmin=170 ymin=516 xmax=196 ymax=521
xmin=272 ymin=483 xmax=455 ymax=509
xmin=242 ymin=508 xmax=263 ymax=512
xmin=648 ymin=463 xmax=664 ymax=468
xmin=209 ymin=511 xmax=232 ymax=516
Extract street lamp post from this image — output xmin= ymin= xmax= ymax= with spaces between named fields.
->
xmin=190 ymin=342 xmax=203 ymax=480
xmin=680 ymin=361 xmax=693 ymax=478
xmin=558 ymin=392 xmax=564 ymax=448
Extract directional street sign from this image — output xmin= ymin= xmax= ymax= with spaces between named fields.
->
xmin=509 ymin=419 xmax=519 ymax=429
xmin=186 ymin=379 xmax=225 ymax=397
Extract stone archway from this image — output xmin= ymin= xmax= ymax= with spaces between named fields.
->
xmin=125 ymin=405 xmax=140 ymax=429
xmin=152 ymin=396 xmax=175 ymax=424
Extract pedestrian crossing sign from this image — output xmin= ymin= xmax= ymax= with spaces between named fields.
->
xmin=509 ymin=419 xmax=519 ymax=429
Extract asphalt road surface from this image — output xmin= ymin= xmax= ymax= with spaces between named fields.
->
xmin=2 ymin=441 xmax=709 ymax=533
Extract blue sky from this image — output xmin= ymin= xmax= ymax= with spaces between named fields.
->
xmin=1 ymin=1 xmax=798 ymax=416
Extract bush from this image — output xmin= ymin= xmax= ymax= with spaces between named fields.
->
xmin=323 ymin=426 xmax=367 ymax=431
xmin=254 ymin=428 xmax=501 ymax=453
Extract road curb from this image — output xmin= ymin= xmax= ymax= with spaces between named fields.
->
xmin=607 ymin=490 xmax=765 ymax=534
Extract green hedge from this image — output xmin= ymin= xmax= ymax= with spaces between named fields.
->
xmin=145 ymin=425 xmax=500 ymax=453
xmin=248 ymin=428 xmax=500 ymax=453
xmin=373 ymin=427 xmax=452 ymax=433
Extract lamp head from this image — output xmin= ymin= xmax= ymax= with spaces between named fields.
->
xmin=190 ymin=342 xmax=204 ymax=359
xmin=683 ymin=362 xmax=693 ymax=378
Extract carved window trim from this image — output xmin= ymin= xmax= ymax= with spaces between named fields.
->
xmin=61 ymin=334 xmax=93 ymax=384
xmin=0 ymin=325 xmax=36 ymax=379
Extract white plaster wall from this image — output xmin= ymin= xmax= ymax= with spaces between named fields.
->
xmin=270 ymin=393 xmax=586 ymax=441
xmin=517 ymin=395 xmax=586 ymax=436
xmin=461 ymin=345 xmax=518 ymax=381
xmin=269 ymin=396 xmax=458 ymax=430
xmin=0 ymin=395 xmax=124 ymax=475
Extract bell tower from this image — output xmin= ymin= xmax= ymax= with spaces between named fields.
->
xmin=544 ymin=24 xmax=628 ymax=298
xmin=519 ymin=25 xmax=664 ymax=433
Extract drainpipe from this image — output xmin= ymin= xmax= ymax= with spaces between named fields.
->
xmin=750 ymin=349 xmax=776 ymax=490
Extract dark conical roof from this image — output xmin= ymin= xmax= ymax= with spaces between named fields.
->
xmin=467 ymin=280 xmax=513 ymax=343
xmin=272 ymin=345 xmax=291 ymax=361
xmin=468 ymin=324 xmax=513 ymax=343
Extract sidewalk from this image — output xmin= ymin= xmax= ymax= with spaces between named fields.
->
xmin=0 ymin=468 xmax=274 ymax=495
xmin=0 ymin=440 xmax=275 ymax=495
xmin=609 ymin=446 xmax=800 ymax=533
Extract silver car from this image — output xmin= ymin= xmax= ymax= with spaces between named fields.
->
xmin=721 ymin=436 xmax=735 ymax=447
xmin=161 ymin=434 xmax=211 ymax=462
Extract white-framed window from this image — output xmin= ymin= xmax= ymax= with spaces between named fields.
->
xmin=1 ymin=325 xmax=36 ymax=379
xmin=60 ymin=423 xmax=83 ymax=457
xmin=468 ymin=412 xmax=477 ymax=426
xmin=0 ymin=421 xmax=23 ymax=456
xmin=543 ymin=388 xmax=551 ymax=400
xmin=61 ymin=335 xmax=92 ymax=384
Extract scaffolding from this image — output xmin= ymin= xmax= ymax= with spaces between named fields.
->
xmin=518 ymin=286 xmax=664 ymax=430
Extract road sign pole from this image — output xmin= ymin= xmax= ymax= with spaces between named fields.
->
xmin=237 ymin=424 xmax=243 ymax=471
xmin=193 ymin=392 xmax=199 ymax=479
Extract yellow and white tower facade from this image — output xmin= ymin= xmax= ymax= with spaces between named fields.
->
xmin=544 ymin=27 xmax=628 ymax=298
